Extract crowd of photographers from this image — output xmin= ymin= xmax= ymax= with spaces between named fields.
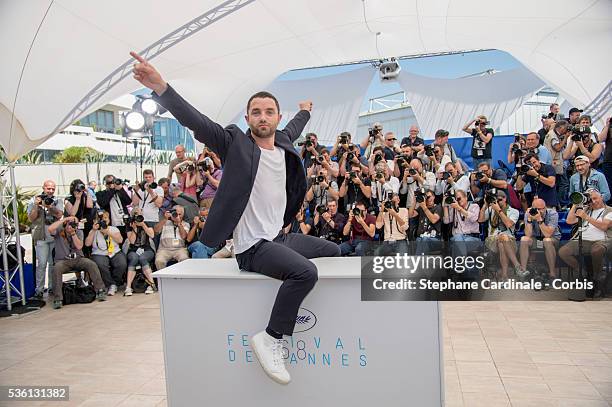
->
xmin=28 ymin=105 xmax=612 ymax=306
xmin=27 ymin=145 xmax=228 ymax=309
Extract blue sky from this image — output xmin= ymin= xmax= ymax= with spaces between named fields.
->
xmin=279 ymin=49 xmax=522 ymax=112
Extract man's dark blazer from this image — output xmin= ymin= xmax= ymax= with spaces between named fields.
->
xmin=153 ymin=84 xmax=310 ymax=248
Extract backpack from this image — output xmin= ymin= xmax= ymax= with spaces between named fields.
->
xmin=62 ymin=282 xmax=96 ymax=305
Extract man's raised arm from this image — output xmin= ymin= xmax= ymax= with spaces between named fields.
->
xmin=282 ymin=101 xmax=313 ymax=143
xmin=130 ymin=51 xmax=231 ymax=160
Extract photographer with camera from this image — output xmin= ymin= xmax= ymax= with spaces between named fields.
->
xmin=515 ymin=153 xmax=558 ymax=207
xmin=544 ymin=121 xmax=570 ymax=208
xmin=311 ymin=199 xmax=345 ymax=243
xmin=338 ymin=163 xmax=372 ymax=213
xmin=27 ymin=180 xmax=63 ymax=298
xmin=196 ymin=154 xmax=223 ymax=209
xmin=375 ymin=192 xmax=408 ymax=254
xmin=300 ymin=132 xmax=325 ymax=169
xmin=289 ymin=204 xmax=314 ymax=235
xmin=305 ymin=168 xmax=339 ymax=214
xmin=381 ymin=132 xmax=400 ymax=160
xmin=132 ymin=169 xmax=164 ymax=226
xmin=463 ymin=115 xmax=494 ymax=167
xmin=370 ymin=155 xmax=400 ymax=210
xmin=154 ymin=206 xmax=190 ymax=270
xmin=187 ymin=207 xmax=220 ymax=259
xmin=173 ymin=158 xmax=198 ymax=199
xmin=360 ymin=123 xmax=385 ymax=159
xmin=157 ymin=178 xmax=174 ymax=215
xmin=125 ymin=207 xmax=156 ymax=296
xmin=568 ymin=156 xmax=611 ymax=203
xmin=64 ymin=179 xmax=94 ymax=218
xmin=443 ymin=189 xmax=480 ymax=244
xmin=399 ymin=157 xmax=436 ymax=205
xmin=597 ymin=117 xmax=612 ymax=204
xmin=478 ymin=189 xmax=521 ymax=280
xmin=307 ymin=148 xmax=339 ymax=182
xmin=338 ymin=143 xmax=369 ymax=177
xmin=330 ymin=131 xmax=352 ymax=159
xmin=85 ymin=210 xmax=127 ymax=296
xmin=538 ymin=116 xmax=556 ymax=146
xmin=436 ymin=161 xmax=470 ymax=197
xmin=167 ymin=144 xmax=188 ymax=181
xmin=96 ymin=175 xmax=132 ymax=239
xmin=48 ymin=215 xmax=107 ymax=309
xmin=518 ymin=198 xmax=561 ymax=279
xmin=560 ymin=189 xmax=611 ymax=295
xmin=339 ymin=201 xmax=376 ymax=256
xmin=409 ymin=188 xmax=443 ymax=254
xmin=563 ymin=125 xmax=602 ymax=176
xmin=470 ymin=161 xmax=508 ymax=202
xmin=400 ymin=125 xmax=425 ymax=153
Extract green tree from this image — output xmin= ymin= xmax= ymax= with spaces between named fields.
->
xmin=53 ymin=147 xmax=102 ymax=163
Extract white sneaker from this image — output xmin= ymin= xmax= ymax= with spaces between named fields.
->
xmin=249 ymin=331 xmax=290 ymax=385
xmin=107 ymin=284 xmax=117 ymax=296
xmin=124 ymin=287 xmax=133 ymax=297
xmin=145 ymin=285 xmax=154 ymax=295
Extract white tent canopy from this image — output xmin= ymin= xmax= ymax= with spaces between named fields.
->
xmin=1 ymin=0 xmax=611 ymax=161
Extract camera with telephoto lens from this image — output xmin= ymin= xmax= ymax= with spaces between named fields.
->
xmin=374 ymin=153 xmax=384 ymax=165
xmin=424 ymin=145 xmax=435 ymax=157
xmin=139 ymin=181 xmax=157 ymax=190
xmin=66 ymin=220 xmax=79 ymax=229
xmin=518 ymin=164 xmax=532 ymax=175
xmin=444 ymin=190 xmax=456 ymax=205
xmin=130 ymin=214 xmax=145 ymax=224
xmin=511 ymin=144 xmax=523 ymax=155
xmin=570 ymin=192 xmax=591 ymax=207
xmin=442 ymin=171 xmax=451 ymax=181
xmin=347 ymin=152 xmax=355 ymax=161
xmin=97 ymin=220 xmax=108 ymax=230
xmin=514 ymin=133 xmax=522 ymax=143
xmin=197 ymin=215 xmax=207 ymax=223
xmin=351 ymin=207 xmax=362 ymax=217
xmin=528 ymin=207 xmax=539 ymax=216
xmin=316 ymin=204 xmax=328 ymax=215
xmin=298 ymin=139 xmax=314 ymax=148
xmin=75 ymin=183 xmax=86 ymax=193
xmin=176 ymin=161 xmax=195 ymax=174
xmin=475 ymin=171 xmax=487 ymax=181
xmin=415 ymin=188 xmax=426 ymax=203
xmin=348 ymin=171 xmax=357 ymax=181
xmin=408 ymin=168 xmax=417 ymax=176
xmin=383 ymin=200 xmax=394 ymax=211
xmin=314 ymin=155 xmax=324 ymax=165
xmin=484 ymin=188 xmax=498 ymax=205
xmin=38 ymin=194 xmax=56 ymax=207
xmin=170 ymin=209 xmax=179 ymax=219
xmin=375 ymin=172 xmax=384 ymax=181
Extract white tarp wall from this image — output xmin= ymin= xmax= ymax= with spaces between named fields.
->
xmin=1 ymin=0 xmax=611 ymax=161
xmin=395 ymin=67 xmax=546 ymax=138
xmin=231 ymin=67 xmax=375 ymax=145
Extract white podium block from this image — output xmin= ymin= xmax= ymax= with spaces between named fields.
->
xmin=155 ymin=257 xmax=444 ymax=406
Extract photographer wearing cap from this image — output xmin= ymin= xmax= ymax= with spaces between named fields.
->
xmin=515 ymin=153 xmax=558 ymax=207
xmin=400 ymin=125 xmax=425 ymax=153
xmin=196 ymin=154 xmax=222 ymax=209
xmin=132 ymin=169 xmax=164 ymax=226
xmin=568 ymin=107 xmax=583 ymax=126
xmin=125 ymin=207 xmax=156 ymax=296
xmin=85 ymin=210 xmax=127 ymax=296
xmin=470 ymin=161 xmax=507 ymax=202
xmin=187 ymin=207 xmax=219 ymax=259
xmin=305 ymin=167 xmax=339 ymax=214
xmin=154 ymin=205 xmax=190 ymax=270
xmin=312 ymin=199 xmax=345 ymax=243
xmin=338 ymin=163 xmax=372 ymax=213
xmin=27 ymin=180 xmax=63 ymax=298
xmin=300 ymin=132 xmax=325 ymax=169
xmin=420 ymin=129 xmax=461 ymax=173
xmin=518 ymin=198 xmax=561 ymax=279
xmin=544 ymin=121 xmax=571 ymax=208
xmin=375 ymin=192 xmax=408 ymax=254
xmin=563 ymin=125 xmax=602 ymax=177
xmin=597 ymin=117 xmax=612 ymax=204
xmin=340 ymin=201 xmax=376 ymax=256
xmin=479 ymin=189 xmax=521 ymax=280
xmin=462 ymin=115 xmax=494 ymax=167
xmin=48 ymin=215 xmax=106 ymax=309
xmin=96 ymin=174 xmax=132 ymax=239
xmin=569 ymin=156 xmax=611 ymax=203
xmin=560 ymin=189 xmax=612 ymax=294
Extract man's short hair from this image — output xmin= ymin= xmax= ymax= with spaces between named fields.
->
xmin=320 ymin=148 xmax=330 ymax=155
xmin=554 ymin=120 xmax=569 ymax=130
xmin=372 ymin=146 xmax=384 ymax=154
xmin=355 ymin=200 xmax=368 ymax=208
xmin=550 ymin=103 xmax=559 ymax=109
xmin=247 ymin=91 xmax=280 ymax=114
xmin=102 ymin=174 xmax=114 ymax=184
xmin=525 ymin=152 xmax=539 ymax=162
xmin=478 ymin=162 xmax=491 ymax=170
xmin=435 ymin=129 xmax=449 ymax=139
xmin=143 ymin=169 xmax=154 ymax=177
xmin=306 ymin=132 xmax=317 ymax=140
xmin=158 ymin=177 xmax=170 ymax=186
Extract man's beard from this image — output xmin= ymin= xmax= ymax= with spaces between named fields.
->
xmin=249 ymin=123 xmax=276 ymax=139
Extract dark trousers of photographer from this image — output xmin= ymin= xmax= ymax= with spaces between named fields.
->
xmin=91 ymin=252 xmax=128 ymax=288
xmin=559 ymin=240 xmax=610 ymax=281
xmin=236 ymin=232 xmax=340 ymax=336
xmin=556 ymin=173 xmax=570 ymax=207
xmin=52 ymin=257 xmax=105 ymax=301
xmin=374 ymin=240 xmax=408 ymax=256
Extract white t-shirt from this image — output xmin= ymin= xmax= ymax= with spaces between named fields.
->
xmin=90 ymin=227 xmax=122 ymax=257
xmin=137 ymin=186 xmax=164 ymax=222
xmin=159 ymin=221 xmax=190 ymax=249
xmin=234 ymin=146 xmax=287 ymax=254
xmin=109 ymin=194 xmax=125 ymax=227
xmin=484 ymin=206 xmax=519 ymax=236
xmin=578 ymin=208 xmax=612 ymax=241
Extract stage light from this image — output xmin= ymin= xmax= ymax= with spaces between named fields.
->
xmin=125 ymin=111 xmax=145 ymax=131
xmin=140 ymin=98 xmax=158 ymax=115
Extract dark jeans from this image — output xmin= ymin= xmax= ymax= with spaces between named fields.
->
xmin=339 ymin=239 xmax=370 ymax=256
xmin=127 ymin=249 xmax=155 ymax=269
xmin=52 ymin=257 xmax=105 ymax=301
xmin=374 ymin=240 xmax=409 ymax=256
xmin=91 ymin=253 xmax=128 ymax=287
xmin=235 ymin=232 xmax=341 ymax=336
xmin=556 ymin=173 xmax=569 ymax=207
xmin=603 ymin=162 xmax=612 ymax=205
